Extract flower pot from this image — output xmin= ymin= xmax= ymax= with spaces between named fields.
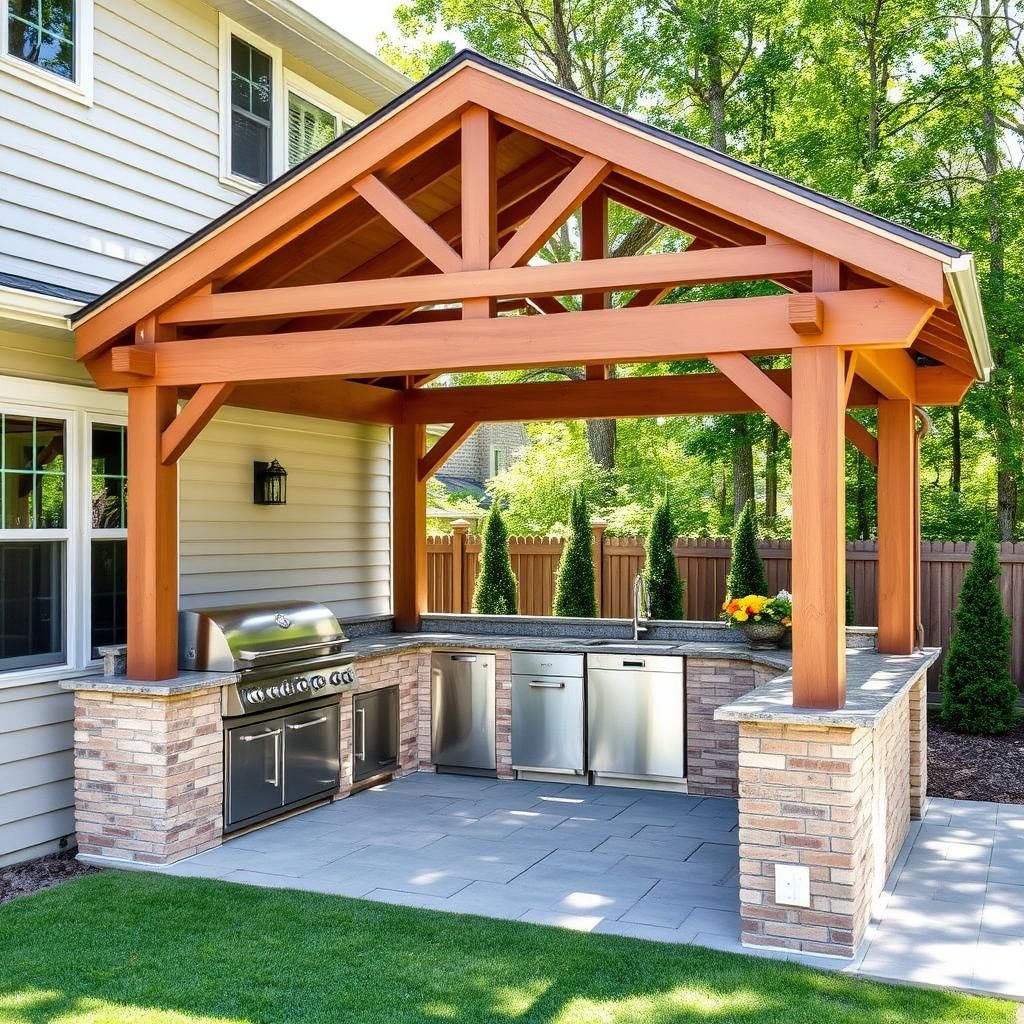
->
xmin=736 ymin=620 xmax=787 ymax=649
xmin=780 ymin=626 xmax=792 ymax=650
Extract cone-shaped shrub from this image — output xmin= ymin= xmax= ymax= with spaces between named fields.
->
xmin=942 ymin=530 xmax=1018 ymax=734
xmin=472 ymin=504 xmax=517 ymax=615
xmin=726 ymin=500 xmax=767 ymax=599
xmin=553 ymin=489 xmax=596 ymax=617
xmin=644 ymin=494 xmax=684 ymax=619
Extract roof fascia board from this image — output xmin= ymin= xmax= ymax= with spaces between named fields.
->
xmin=0 ymin=285 xmax=78 ymax=333
xmin=945 ymin=255 xmax=993 ymax=381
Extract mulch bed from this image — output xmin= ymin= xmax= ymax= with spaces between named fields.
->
xmin=0 ymin=850 xmax=100 ymax=905
xmin=928 ymin=717 xmax=1024 ymax=805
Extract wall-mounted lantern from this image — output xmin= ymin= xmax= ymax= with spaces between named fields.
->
xmin=253 ymin=459 xmax=288 ymax=505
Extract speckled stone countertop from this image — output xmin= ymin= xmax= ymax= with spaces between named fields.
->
xmin=59 ymin=669 xmax=239 ymax=696
xmin=714 ymin=647 xmax=940 ymax=729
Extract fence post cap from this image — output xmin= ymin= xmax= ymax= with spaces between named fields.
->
xmin=590 ymin=517 xmax=609 ymax=530
xmin=451 ymin=518 xmax=472 ymax=532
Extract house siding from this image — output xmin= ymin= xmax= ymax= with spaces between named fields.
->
xmin=0 ymin=681 xmax=76 ymax=867
xmin=0 ymin=0 xmax=365 ymax=296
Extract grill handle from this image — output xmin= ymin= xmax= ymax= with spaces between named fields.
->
xmin=286 ymin=716 xmax=328 ymax=731
xmin=237 ymin=638 xmax=346 ymax=661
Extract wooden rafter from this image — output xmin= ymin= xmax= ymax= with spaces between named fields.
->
xmin=418 ymin=420 xmax=477 ymax=482
xmin=708 ymin=353 xmax=792 ymax=432
xmin=161 ymin=382 xmax=234 ymax=465
xmin=159 ymin=245 xmax=815 ymax=327
xmin=460 ymin=106 xmax=497 ymax=319
xmin=353 ymin=173 xmax=462 ymax=273
xmin=491 ymin=154 xmax=609 ymax=270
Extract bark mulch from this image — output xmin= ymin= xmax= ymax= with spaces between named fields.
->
xmin=928 ymin=717 xmax=1024 ymax=805
xmin=0 ymin=849 xmax=100 ymax=905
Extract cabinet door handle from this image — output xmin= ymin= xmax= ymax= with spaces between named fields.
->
xmin=450 ymin=655 xmax=477 ymax=662
xmin=355 ymin=708 xmax=366 ymax=761
xmin=240 ymin=728 xmax=282 ymax=743
xmin=286 ymin=716 xmax=328 ymax=731
xmin=528 ymin=680 xmax=565 ymax=688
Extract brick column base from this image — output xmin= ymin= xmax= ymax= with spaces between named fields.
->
xmin=909 ymin=675 xmax=928 ymax=819
xmin=73 ymin=688 xmax=223 ymax=865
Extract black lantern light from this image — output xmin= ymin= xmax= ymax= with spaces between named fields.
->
xmin=254 ymin=459 xmax=288 ymax=505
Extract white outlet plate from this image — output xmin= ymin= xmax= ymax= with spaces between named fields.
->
xmin=775 ymin=863 xmax=811 ymax=907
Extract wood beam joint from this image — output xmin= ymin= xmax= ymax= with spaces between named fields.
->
xmin=161 ymin=382 xmax=235 ymax=465
xmin=788 ymin=294 xmax=824 ymax=335
xmin=418 ymin=419 xmax=477 ymax=482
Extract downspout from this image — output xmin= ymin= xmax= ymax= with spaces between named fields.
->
xmin=913 ymin=407 xmax=934 ymax=649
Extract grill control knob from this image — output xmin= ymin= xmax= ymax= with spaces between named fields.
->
xmin=264 ymin=686 xmax=278 ymax=699
xmin=297 ymin=677 xmax=312 ymax=693
xmin=282 ymin=680 xmax=296 ymax=696
xmin=328 ymin=671 xmax=342 ymax=686
xmin=309 ymin=675 xmax=326 ymax=690
xmin=246 ymin=688 xmax=263 ymax=703
xmin=341 ymin=669 xmax=355 ymax=685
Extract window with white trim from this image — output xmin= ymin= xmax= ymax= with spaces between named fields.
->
xmin=287 ymin=90 xmax=337 ymax=168
xmin=0 ymin=387 xmax=127 ymax=680
xmin=230 ymin=34 xmax=274 ymax=184
xmin=1 ymin=0 xmax=93 ymax=103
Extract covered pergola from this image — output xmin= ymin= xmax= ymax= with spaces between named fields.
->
xmin=70 ymin=51 xmax=991 ymax=711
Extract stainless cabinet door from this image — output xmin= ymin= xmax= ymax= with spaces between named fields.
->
xmin=431 ymin=653 xmax=496 ymax=769
xmin=227 ymin=721 xmax=284 ymax=827
xmin=587 ymin=669 xmax=685 ymax=779
xmin=511 ymin=675 xmax=584 ymax=772
xmin=282 ymin=702 xmax=339 ymax=805
xmin=353 ymin=687 xmax=399 ymax=783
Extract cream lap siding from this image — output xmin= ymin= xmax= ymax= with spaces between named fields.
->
xmin=179 ymin=408 xmax=392 ymax=620
xmin=0 ymin=681 xmax=76 ymax=867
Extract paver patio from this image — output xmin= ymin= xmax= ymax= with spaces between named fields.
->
xmin=160 ymin=776 xmax=1024 ymax=1000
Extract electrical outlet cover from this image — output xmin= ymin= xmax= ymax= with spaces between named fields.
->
xmin=775 ymin=863 xmax=811 ymax=907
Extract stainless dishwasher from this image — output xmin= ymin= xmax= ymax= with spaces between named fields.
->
xmin=587 ymin=652 xmax=685 ymax=789
xmin=431 ymin=651 xmax=496 ymax=774
xmin=511 ymin=651 xmax=585 ymax=782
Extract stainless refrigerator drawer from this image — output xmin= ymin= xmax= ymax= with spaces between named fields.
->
xmin=226 ymin=720 xmax=284 ymax=827
xmin=511 ymin=674 xmax=584 ymax=773
xmin=587 ymin=664 xmax=685 ymax=780
xmin=282 ymin=702 xmax=340 ymax=805
xmin=431 ymin=651 xmax=496 ymax=770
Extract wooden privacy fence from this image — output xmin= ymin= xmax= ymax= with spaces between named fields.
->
xmin=427 ymin=522 xmax=1024 ymax=693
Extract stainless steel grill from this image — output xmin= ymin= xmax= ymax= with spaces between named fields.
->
xmin=179 ymin=601 xmax=356 ymax=832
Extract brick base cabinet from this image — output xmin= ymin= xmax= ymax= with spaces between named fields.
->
xmin=73 ymin=688 xmax=223 ymax=865
xmin=731 ymin=679 xmax=927 ymax=959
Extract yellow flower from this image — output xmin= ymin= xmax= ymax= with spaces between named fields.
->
xmin=733 ymin=610 xmax=749 ymax=622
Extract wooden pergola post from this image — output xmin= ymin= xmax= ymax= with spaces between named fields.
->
xmin=790 ymin=345 xmax=847 ymax=709
xmin=877 ymin=398 xmax=916 ymax=653
xmin=126 ymin=384 xmax=179 ymax=680
xmin=393 ymin=423 xmax=427 ymax=631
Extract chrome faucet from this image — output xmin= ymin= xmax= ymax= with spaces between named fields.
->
xmin=632 ymin=574 xmax=650 ymax=641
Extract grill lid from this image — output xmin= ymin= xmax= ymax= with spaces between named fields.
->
xmin=179 ymin=600 xmax=347 ymax=673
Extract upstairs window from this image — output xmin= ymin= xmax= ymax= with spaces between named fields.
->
xmin=230 ymin=35 xmax=273 ymax=184
xmin=6 ymin=0 xmax=74 ymax=80
xmin=89 ymin=423 xmax=126 ymax=657
xmin=287 ymin=91 xmax=337 ymax=168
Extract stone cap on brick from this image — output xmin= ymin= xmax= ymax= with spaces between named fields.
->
xmin=713 ymin=647 xmax=940 ymax=729
xmin=59 ymin=669 xmax=238 ymax=696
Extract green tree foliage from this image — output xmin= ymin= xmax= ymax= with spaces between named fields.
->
xmin=471 ymin=504 xmax=518 ymax=615
xmin=727 ymin=501 xmax=768 ymax=598
xmin=553 ymin=489 xmax=597 ymax=617
xmin=644 ymin=494 xmax=685 ymax=619
xmin=941 ymin=530 xmax=1019 ymax=733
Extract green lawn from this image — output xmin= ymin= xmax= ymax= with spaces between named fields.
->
xmin=0 ymin=872 xmax=1014 ymax=1024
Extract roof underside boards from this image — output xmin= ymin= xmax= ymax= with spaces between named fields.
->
xmin=70 ymin=50 xmax=986 ymax=386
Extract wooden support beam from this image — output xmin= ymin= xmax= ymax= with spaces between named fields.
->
xmin=914 ymin=365 xmax=974 ymax=406
xmin=401 ymin=371 xmax=882 ymax=423
xmin=585 ymin=365 xmax=608 ymax=381
xmin=392 ymin=423 xmax=427 ymax=631
xmin=791 ymin=346 xmax=846 ymax=709
xmin=843 ymin=351 xmax=859 ymax=404
xmin=226 ymin=379 xmax=402 ymax=425
xmin=526 ymin=296 xmax=569 ymax=315
xmin=419 ymin=419 xmax=477 ymax=482
xmin=461 ymin=106 xmax=497 ymax=319
xmin=581 ymin=191 xmax=607 ymax=313
xmin=159 ymin=245 xmax=815 ymax=327
xmin=115 ymin=289 xmax=934 ymax=389
xmin=161 ymin=382 xmax=234 ymax=465
xmin=857 ymin=349 xmax=917 ymax=401
xmin=625 ymin=287 xmax=670 ymax=308
xmin=491 ymin=154 xmax=609 ymax=270
xmin=708 ymin=353 xmax=792 ymax=432
xmin=111 ymin=345 xmax=156 ymax=377
xmin=876 ymin=398 xmax=916 ymax=654
xmin=844 ymin=415 xmax=878 ymax=466
xmin=127 ymin=386 xmax=179 ymax=680
xmin=353 ymin=173 xmax=462 ymax=273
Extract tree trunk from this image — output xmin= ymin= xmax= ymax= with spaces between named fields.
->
xmin=732 ymin=418 xmax=755 ymax=517
xmin=951 ymin=406 xmax=962 ymax=493
xmin=856 ymin=453 xmax=870 ymax=540
xmin=764 ymin=420 xmax=779 ymax=525
xmin=998 ymin=470 xmax=1018 ymax=540
xmin=585 ymin=419 xmax=617 ymax=471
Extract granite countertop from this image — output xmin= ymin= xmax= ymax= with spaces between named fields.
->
xmin=714 ymin=647 xmax=940 ymax=729
xmin=59 ymin=669 xmax=239 ymax=696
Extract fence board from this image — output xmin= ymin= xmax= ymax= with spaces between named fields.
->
xmin=425 ymin=534 xmax=1024 ymax=693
